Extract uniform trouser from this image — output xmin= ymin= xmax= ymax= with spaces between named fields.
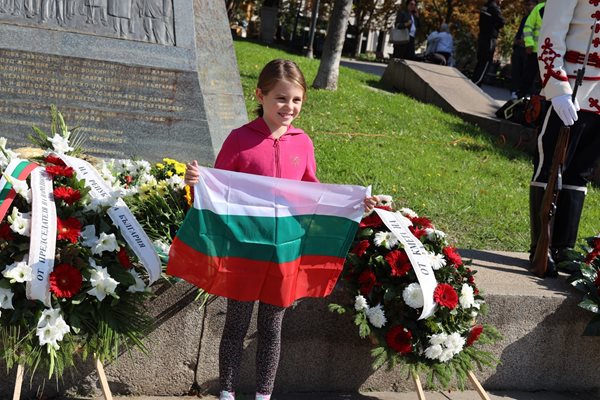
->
xmin=471 ymin=37 xmax=496 ymax=86
xmin=531 ymin=107 xmax=600 ymax=250
xmin=219 ymin=299 xmax=286 ymax=395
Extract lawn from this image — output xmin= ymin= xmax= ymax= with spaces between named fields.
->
xmin=233 ymin=39 xmax=600 ymax=252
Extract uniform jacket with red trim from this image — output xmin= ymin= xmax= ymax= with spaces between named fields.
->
xmin=537 ymin=0 xmax=600 ymax=114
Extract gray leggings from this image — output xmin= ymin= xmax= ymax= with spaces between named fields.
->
xmin=219 ymin=299 xmax=286 ymax=395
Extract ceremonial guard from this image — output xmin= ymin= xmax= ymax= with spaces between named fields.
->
xmin=530 ymin=0 xmax=600 ymax=276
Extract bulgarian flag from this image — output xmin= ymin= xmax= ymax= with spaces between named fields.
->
xmin=167 ymin=167 xmax=369 ymax=307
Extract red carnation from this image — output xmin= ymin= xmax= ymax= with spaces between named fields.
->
xmin=53 ymin=186 xmax=81 ymax=205
xmin=358 ymin=269 xmax=378 ymax=296
xmin=585 ymin=250 xmax=600 ymax=265
xmin=410 ymin=216 xmax=432 ymax=229
xmin=466 ymin=324 xmax=484 ymax=346
xmin=49 ymin=263 xmax=83 ymax=298
xmin=46 ymin=165 xmax=75 ymax=178
xmin=409 ymin=226 xmax=427 ymax=239
xmin=385 ymin=325 xmax=413 ymax=354
xmin=385 ymin=250 xmax=411 ymax=277
xmin=118 ymin=248 xmax=133 ymax=269
xmin=443 ymin=246 xmax=463 ymax=267
xmin=0 ymin=223 xmax=14 ymax=241
xmin=352 ymin=240 xmax=370 ymax=257
xmin=467 ymin=275 xmax=475 ymax=284
xmin=44 ymin=155 xmax=66 ymax=166
xmin=593 ymin=237 xmax=600 ymax=251
xmin=57 ymin=217 xmax=82 ymax=243
xmin=434 ymin=283 xmax=459 ymax=309
xmin=360 ymin=213 xmax=383 ymax=228
xmin=376 ymin=205 xmax=392 ymax=211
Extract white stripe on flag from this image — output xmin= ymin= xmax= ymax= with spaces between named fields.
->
xmin=196 ymin=167 xmax=369 ymax=222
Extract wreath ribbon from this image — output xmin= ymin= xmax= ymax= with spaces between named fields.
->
xmin=374 ymin=208 xmax=438 ymax=320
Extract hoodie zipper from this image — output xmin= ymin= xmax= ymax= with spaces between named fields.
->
xmin=274 ymin=138 xmax=281 ymax=178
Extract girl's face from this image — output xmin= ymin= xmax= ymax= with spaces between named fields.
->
xmin=256 ymin=79 xmax=304 ymax=133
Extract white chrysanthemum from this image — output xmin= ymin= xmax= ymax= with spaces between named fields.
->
xmin=429 ymin=332 xmax=448 ymax=346
xmin=446 ymin=332 xmax=466 ymax=354
xmin=84 ymin=195 xmax=119 ymax=212
xmin=0 ymin=287 xmax=14 ymax=310
xmin=373 ymin=231 xmax=398 ymax=249
xmin=49 ymin=134 xmax=74 ymax=154
xmin=87 ymin=261 xmax=119 ymax=301
xmin=403 ymin=282 xmax=424 ymax=309
xmin=98 ymin=162 xmax=117 ymax=184
xmin=375 ymin=195 xmax=393 ymax=207
xmin=135 ymin=160 xmax=151 ymax=174
xmin=8 ymin=207 xmax=31 ymax=236
xmin=438 ymin=348 xmax=455 ymax=362
xmin=167 ymin=174 xmax=185 ymax=189
xmin=127 ymin=270 xmax=147 ymax=293
xmin=459 ymin=283 xmax=476 ymax=309
xmin=2 ymin=258 xmax=32 ymax=283
xmin=92 ymin=232 xmax=119 ymax=255
xmin=354 ymin=295 xmax=369 ymax=311
xmin=366 ymin=304 xmax=387 ymax=328
xmin=424 ymin=344 xmax=443 ymax=360
xmin=428 ymin=251 xmax=447 ymax=270
xmin=399 ymin=207 xmax=418 ymax=218
xmin=425 ymin=228 xmax=446 ymax=241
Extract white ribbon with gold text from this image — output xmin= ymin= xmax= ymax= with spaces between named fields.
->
xmin=26 ymin=167 xmax=57 ymax=306
xmin=374 ymin=208 xmax=438 ymax=320
xmin=58 ymin=154 xmax=161 ymax=284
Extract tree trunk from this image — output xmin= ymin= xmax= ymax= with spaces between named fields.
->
xmin=446 ymin=0 xmax=454 ymax=22
xmin=353 ymin=31 xmax=364 ymax=58
xmin=312 ymin=0 xmax=353 ymax=90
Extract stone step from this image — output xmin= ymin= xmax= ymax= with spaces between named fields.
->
xmin=2 ymin=250 xmax=599 ymax=398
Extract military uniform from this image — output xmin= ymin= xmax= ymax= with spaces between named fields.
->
xmin=530 ymin=0 xmax=600 ymax=275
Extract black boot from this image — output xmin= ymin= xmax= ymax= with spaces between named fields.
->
xmin=529 ymin=186 xmax=557 ymax=277
xmin=551 ymin=188 xmax=586 ymax=273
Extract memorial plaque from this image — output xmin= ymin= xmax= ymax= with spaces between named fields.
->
xmin=0 ymin=0 xmax=247 ymax=163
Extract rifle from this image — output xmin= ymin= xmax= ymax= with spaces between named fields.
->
xmin=530 ymin=22 xmax=598 ymax=277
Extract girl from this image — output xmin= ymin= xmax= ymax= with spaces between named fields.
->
xmin=185 ymin=59 xmax=377 ymax=400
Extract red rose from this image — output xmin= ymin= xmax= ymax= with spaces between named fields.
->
xmin=466 ymin=324 xmax=484 ymax=346
xmin=434 ymin=283 xmax=459 ymax=309
xmin=352 ymin=240 xmax=370 ymax=257
xmin=443 ymin=246 xmax=463 ymax=267
xmin=49 ymin=263 xmax=83 ymax=298
xmin=57 ymin=217 xmax=82 ymax=243
xmin=360 ymin=213 xmax=383 ymax=228
xmin=46 ymin=165 xmax=75 ymax=178
xmin=53 ymin=186 xmax=81 ymax=205
xmin=467 ymin=275 xmax=475 ymax=284
xmin=0 ymin=223 xmax=14 ymax=241
xmin=358 ymin=269 xmax=378 ymax=296
xmin=385 ymin=325 xmax=413 ymax=354
xmin=385 ymin=250 xmax=411 ymax=277
xmin=44 ymin=155 xmax=66 ymax=166
xmin=118 ymin=248 xmax=133 ymax=269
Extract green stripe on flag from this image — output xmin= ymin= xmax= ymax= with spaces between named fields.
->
xmin=177 ymin=208 xmax=358 ymax=263
xmin=0 ymin=160 xmax=33 ymax=202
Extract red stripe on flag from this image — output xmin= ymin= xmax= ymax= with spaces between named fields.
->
xmin=0 ymin=162 xmax=38 ymax=222
xmin=167 ymin=236 xmax=345 ymax=307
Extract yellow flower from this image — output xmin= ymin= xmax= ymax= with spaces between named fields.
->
xmin=184 ymin=185 xmax=192 ymax=207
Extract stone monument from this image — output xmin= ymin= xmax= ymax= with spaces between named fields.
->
xmin=0 ymin=0 xmax=248 ymax=163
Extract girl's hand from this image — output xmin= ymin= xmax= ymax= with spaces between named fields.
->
xmin=364 ymin=195 xmax=379 ymax=213
xmin=185 ymin=160 xmax=200 ymax=186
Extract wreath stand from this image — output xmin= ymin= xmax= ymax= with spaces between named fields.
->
xmin=411 ymin=370 xmax=490 ymax=400
xmin=12 ymin=358 xmax=114 ymax=400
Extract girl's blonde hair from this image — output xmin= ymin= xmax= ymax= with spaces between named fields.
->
xmin=256 ymin=59 xmax=307 ymax=117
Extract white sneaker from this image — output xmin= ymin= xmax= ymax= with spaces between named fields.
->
xmin=220 ymin=391 xmax=235 ymax=400
xmin=256 ymin=394 xmax=271 ymax=400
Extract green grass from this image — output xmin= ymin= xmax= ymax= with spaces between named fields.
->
xmin=233 ymin=39 xmax=600 ymax=251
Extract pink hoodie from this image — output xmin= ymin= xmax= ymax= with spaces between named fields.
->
xmin=214 ymin=117 xmax=319 ymax=182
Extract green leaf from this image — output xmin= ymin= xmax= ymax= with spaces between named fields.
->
xmin=579 ymin=298 xmax=600 ymax=314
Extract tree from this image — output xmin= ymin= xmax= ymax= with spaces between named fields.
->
xmin=351 ymin=0 xmax=398 ymax=58
xmin=312 ymin=0 xmax=353 ymax=90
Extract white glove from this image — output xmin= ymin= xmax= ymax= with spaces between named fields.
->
xmin=551 ymin=94 xmax=580 ymax=126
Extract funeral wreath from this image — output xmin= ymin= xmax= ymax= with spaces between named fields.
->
xmin=330 ymin=196 xmax=501 ymax=389
xmin=0 ymin=108 xmax=163 ymax=378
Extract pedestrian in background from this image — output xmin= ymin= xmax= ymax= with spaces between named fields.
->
xmin=471 ymin=0 xmax=505 ymax=86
